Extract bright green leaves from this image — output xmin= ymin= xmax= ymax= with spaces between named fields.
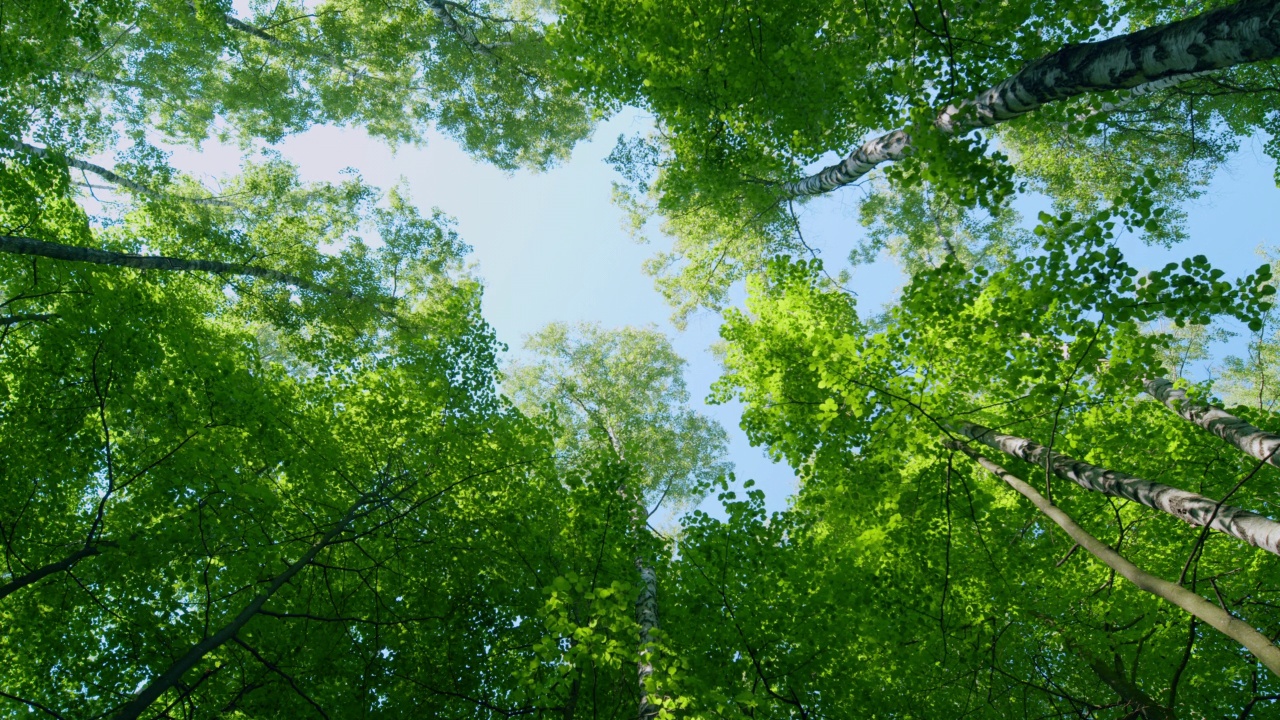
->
xmin=505 ymin=322 xmax=730 ymax=514
xmin=887 ymin=115 xmax=1019 ymax=211
xmin=712 ymin=184 xmax=1280 ymax=714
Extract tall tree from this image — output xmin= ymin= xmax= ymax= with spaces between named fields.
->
xmin=557 ymin=0 xmax=1280 ymax=317
xmin=505 ymin=322 xmax=731 ymax=718
xmin=709 ymin=209 xmax=1280 ymax=714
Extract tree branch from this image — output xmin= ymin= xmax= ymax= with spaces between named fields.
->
xmin=950 ymin=441 xmax=1280 ymax=677
xmin=10 ymin=142 xmax=234 ymax=207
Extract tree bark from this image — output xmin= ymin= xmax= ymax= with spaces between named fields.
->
xmin=784 ymin=0 xmax=1280 ymax=197
xmin=0 ymin=545 xmax=104 ymax=601
xmin=11 ymin=142 xmax=233 ymax=207
xmin=111 ymin=486 xmax=378 ymax=720
xmin=425 ymin=0 xmax=499 ymax=57
xmin=0 ymin=234 xmax=321 ymax=292
xmin=635 ymin=558 xmax=660 ymax=720
xmin=950 ymin=421 xmax=1280 ymax=556
xmin=1145 ymin=377 xmax=1280 ymax=469
xmin=950 ymin=441 xmax=1280 ymax=677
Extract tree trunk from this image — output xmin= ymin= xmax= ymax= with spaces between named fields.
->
xmin=425 ymin=0 xmax=499 ymax=57
xmin=0 ymin=313 xmax=57 ymax=326
xmin=784 ymin=0 xmax=1280 ymax=197
xmin=1075 ymin=646 xmax=1175 ymax=720
xmin=635 ymin=558 xmax=660 ymax=720
xmin=0 ymin=234 xmax=320 ymax=292
xmin=1145 ymin=377 xmax=1280 ymax=468
xmin=950 ymin=421 xmax=1280 ymax=556
xmin=950 ymin=441 xmax=1280 ymax=677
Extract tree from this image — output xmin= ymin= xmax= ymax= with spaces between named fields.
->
xmin=10 ymin=0 xmax=1280 ymax=715
xmin=4 ymin=0 xmax=595 ymax=168
xmin=0 ymin=152 xmax=666 ymax=716
xmin=505 ymin=322 xmax=731 ymax=718
xmin=708 ymin=209 xmax=1280 ymax=713
xmin=557 ymin=0 xmax=1280 ymax=317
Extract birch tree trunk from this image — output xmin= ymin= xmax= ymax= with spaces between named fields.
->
xmin=425 ymin=0 xmax=499 ymax=57
xmin=591 ymin=408 xmax=664 ymax=720
xmin=635 ymin=558 xmax=660 ymax=720
xmin=0 ymin=235 xmax=320 ymax=292
xmin=1145 ymin=377 xmax=1280 ymax=468
xmin=950 ymin=421 xmax=1280 ymax=556
xmin=950 ymin=442 xmax=1280 ymax=677
xmin=784 ymin=0 xmax=1280 ymax=197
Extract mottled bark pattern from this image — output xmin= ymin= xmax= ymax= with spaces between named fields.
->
xmin=952 ymin=421 xmax=1280 ymax=556
xmin=1081 ymin=70 xmax=1210 ymax=119
xmin=635 ymin=558 xmax=660 ymax=720
xmin=951 ymin=442 xmax=1280 ymax=677
xmin=425 ymin=0 xmax=499 ymax=57
xmin=785 ymin=0 xmax=1280 ymax=197
xmin=1146 ymin=377 xmax=1280 ymax=468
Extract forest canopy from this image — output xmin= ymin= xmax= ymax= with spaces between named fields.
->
xmin=4 ymin=0 xmax=1280 ymax=717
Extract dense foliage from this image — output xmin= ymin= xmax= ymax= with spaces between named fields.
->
xmin=4 ymin=0 xmax=1280 ymax=717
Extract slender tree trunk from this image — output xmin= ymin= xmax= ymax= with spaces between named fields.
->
xmin=214 ymin=8 xmax=375 ymax=84
xmin=635 ymin=558 xmax=660 ymax=720
xmin=561 ymin=667 xmax=581 ymax=720
xmin=784 ymin=0 xmax=1280 ymax=197
xmin=0 ymin=545 xmax=103 ymax=601
xmin=112 ymin=488 xmax=378 ymax=719
xmin=950 ymin=441 xmax=1280 ymax=677
xmin=425 ymin=0 xmax=499 ymax=57
xmin=950 ymin=421 xmax=1280 ymax=556
xmin=594 ymin=413 xmax=663 ymax=720
xmin=0 ymin=235 xmax=320 ymax=292
xmin=1145 ymin=378 xmax=1280 ymax=468
xmin=11 ymin=142 xmax=233 ymax=207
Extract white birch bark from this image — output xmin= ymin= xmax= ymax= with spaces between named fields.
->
xmin=425 ymin=0 xmax=499 ymax=57
xmin=950 ymin=421 xmax=1280 ymax=556
xmin=784 ymin=0 xmax=1280 ymax=197
xmin=635 ymin=558 xmax=660 ymax=720
xmin=951 ymin=442 xmax=1280 ymax=677
xmin=1145 ymin=377 xmax=1280 ymax=468
xmin=1077 ymin=71 xmax=1211 ymax=120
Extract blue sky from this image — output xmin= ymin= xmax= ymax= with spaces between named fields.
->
xmin=160 ymin=111 xmax=1279 ymax=516
xmin=164 ymin=112 xmax=811 ymax=514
